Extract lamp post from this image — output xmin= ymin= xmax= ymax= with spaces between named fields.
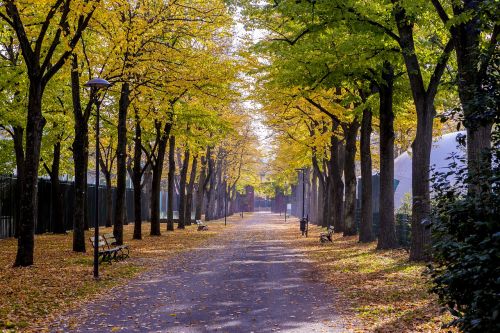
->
xmin=85 ymin=78 xmax=111 ymax=280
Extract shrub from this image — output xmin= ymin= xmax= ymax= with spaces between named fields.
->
xmin=428 ymin=130 xmax=500 ymax=332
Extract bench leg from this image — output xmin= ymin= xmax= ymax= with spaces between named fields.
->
xmin=121 ymin=248 xmax=130 ymax=259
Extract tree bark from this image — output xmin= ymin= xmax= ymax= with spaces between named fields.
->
xmin=178 ymin=148 xmax=190 ymax=229
xmin=104 ymin=173 xmax=112 ymax=228
xmin=377 ymin=61 xmax=399 ymax=249
xmin=195 ymin=153 xmax=208 ymax=221
xmin=331 ymin=136 xmax=345 ymax=233
xmin=70 ymin=55 xmax=90 ymax=253
xmin=150 ymin=121 xmax=171 ymax=235
xmin=13 ymin=126 xmax=25 ymax=239
xmin=205 ymin=153 xmax=216 ymax=221
xmin=113 ymin=82 xmax=130 ymax=245
xmin=343 ymin=120 xmax=359 ymax=236
xmin=167 ymin=136 xmax=176 ymax=231
xmin=213 ymin=154 xmax=225 ymax=219
xmin=14 ymin=80 xmax=46 ymax=266
xmin=312 ymin=155 xmax=325 ymax=227
xmin=132 ymin=114 xmax=143 ymax=239
xmin=359 ymin=107 xmax=374 ymax=243
xmin=185 ymin=155 xmax=198 ymax=226
xmin=311 ymin=168 xmax=318 ymax=225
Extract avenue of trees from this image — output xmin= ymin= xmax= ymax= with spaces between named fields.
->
xmin=0 ymin=0 xmax=260 ymax=267
xmin=239 ymin=0 xmax=498 ymax=331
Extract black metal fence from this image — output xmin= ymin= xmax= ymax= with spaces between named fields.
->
xmin=354 ymin=208 xmax=411 ymax=247
xmin=0 ymin=175 xmax=154 ymax=239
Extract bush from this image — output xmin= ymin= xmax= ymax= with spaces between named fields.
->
xmin=428 ymin=131 xmax=500 ymax=332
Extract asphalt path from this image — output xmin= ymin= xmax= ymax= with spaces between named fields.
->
xmin=51 ymin=212 xmax=349 ymax=333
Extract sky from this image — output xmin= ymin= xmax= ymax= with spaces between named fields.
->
xmin=232 ymin=10 xmax=273 ymax=163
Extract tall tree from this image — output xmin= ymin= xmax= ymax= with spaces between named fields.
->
xmin=430 ymin=0 xmax=498 ymax=179
xmin=0 ymin=0 xmax=100 ymax=265
xmin=391 ymin=0 xmax=454 ymax=260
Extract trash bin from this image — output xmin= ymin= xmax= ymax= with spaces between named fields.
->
xmin=300 ymin=217 xmax=307 ymax=234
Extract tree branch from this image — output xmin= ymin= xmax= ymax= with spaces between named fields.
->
xmin=430 ymin=0 xmax=450 ymax=25
xmin=304 ymin=97 xmax=342 ymax=126
xmin=427 ymin=37 xmax=455 ymax=100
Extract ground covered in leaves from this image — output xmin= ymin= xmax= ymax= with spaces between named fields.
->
xmin=0 ymin=217 xmax=237 ymax=332
xmin=281 ymin=222 xmax=456 ymax=333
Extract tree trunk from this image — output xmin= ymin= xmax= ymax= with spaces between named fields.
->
xmin=185 ymin=155 xmax=198 ymax=226
xmin=50 ymin=142 xmax=65 ymax=234
xmin=70 ymin=55 xmax=89 ymax=253
xmin=214 ymin=159 xmax=224 ymax=219
xmin=113 ymin=82 xmax=130 ymax=245
xmin=104 ymin=173 xmax=112 ymax=228
xmin=14 ymin=80 xmax=46 ymax=267
xmin=451 ymin=1 xmax=493 ymax=185
xmin=359 ymin=107 xmax=374 ymax=242
xmin=13 ymin=126 xmax=25 ymax=239
xmin=377 ymin=61 xmax=399 ymax=249
xmin=343 ymin=120 xmax=359 ymax=236
xmin=132 ymin=115 xmax=142 ymax=240
xmin=312 ymin=156 xmax=327 ymax=228
xmin=150 ymin=121 xmax=171 ymax=235
xmin=409 ymin=99 xmax=434 ymax=260
xmin=167 ymin=136 xmax=176 ymax=231
xmin=195 ymin=153 xmax=208 ymax=221
xmin=331 ymin=136 xmax=345 ymax=233
xmin=178 ymin=148 xmax=189 ymax=229
xmin=205 ymin=153 xmax=216 ymax=221
xmin=311 ymin=168 xmax=318 ymax=225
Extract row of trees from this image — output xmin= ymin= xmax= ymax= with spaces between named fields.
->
xmin=0 ymin=0 xmax=260 ymax=267
xmin=240 ymin=0 xmax=497 ymax=261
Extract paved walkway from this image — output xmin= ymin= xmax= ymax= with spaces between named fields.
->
xmin=51 ymin=213 xmax=348 ymax=332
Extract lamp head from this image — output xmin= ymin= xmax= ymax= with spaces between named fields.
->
xmin=84 ymin=78 xmax=111 ymax=89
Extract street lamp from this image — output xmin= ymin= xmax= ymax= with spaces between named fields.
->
xmin=85 ymin=78 xmax=111 ymax=279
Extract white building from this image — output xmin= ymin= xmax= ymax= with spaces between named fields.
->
xmin=394 ymin=131 xmax=466 ymax=209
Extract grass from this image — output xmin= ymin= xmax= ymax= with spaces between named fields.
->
xmin=0 ymin=217 xmax=239 ymax=332
xmin=281 ymin=223 xmax=457 ymax=333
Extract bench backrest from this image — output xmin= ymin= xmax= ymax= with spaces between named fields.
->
xmin=103 ymin=233 xmax=118 ymax=246
xmin=89 ymin=235 xmax=107 ymax=249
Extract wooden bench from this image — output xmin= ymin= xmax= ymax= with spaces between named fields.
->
xmin=195 ymin=220 xmax=208 ymax=231
xmin=89 ymin=234 xmax=130 ymax=264
xmin=89 ymin=235 xmax=120 ymax=264
xmin=103 ymin=233 xmax=130 ymax=260
xmin=320 ymin=226 xmax=335 ymax=243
